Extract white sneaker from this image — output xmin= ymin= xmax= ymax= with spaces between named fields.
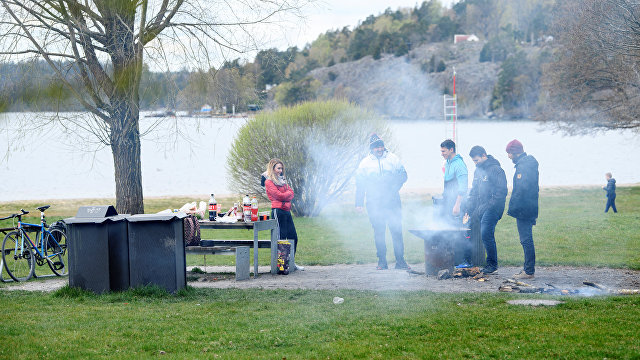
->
xmin=294 ymin=264 xmax=305 ymax=271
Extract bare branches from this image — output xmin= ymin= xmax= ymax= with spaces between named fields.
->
xmin=537 ymin=0 xmax=640 ymax=133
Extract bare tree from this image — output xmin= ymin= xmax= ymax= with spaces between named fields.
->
xmin=0 ymin=0 xmax=310 ymax=213
xmin=537 ymin=0 xmax=640 ymax=133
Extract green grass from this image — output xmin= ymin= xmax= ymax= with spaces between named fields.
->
xmin=0 ymin=287 xmax=639 ymax=359
xmin=1 ymin=188 xmax=639 ymax=358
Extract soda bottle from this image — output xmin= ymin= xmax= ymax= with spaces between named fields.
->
xmin=251 ymin=196 xmax=259 ymax=221
xmin=208 ymin=194 xmax=217 ymax=221
xmin=243 ymin=194 xmax=251 ymax=222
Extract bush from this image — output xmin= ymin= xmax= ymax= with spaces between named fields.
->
xmin=227 ymin=100 xmax=390 ymax=217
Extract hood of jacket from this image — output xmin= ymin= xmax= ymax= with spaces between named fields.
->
xmin=478 ymin=155 xmax=500 ymax=170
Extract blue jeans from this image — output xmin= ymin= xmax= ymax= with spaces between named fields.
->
xmin=605 ymin=196 xmax=617 ymax=213
xmin=516 ymin=218 xmax=536 ymax=275
xmin=480 ymin=209 xmax=501 ymax=269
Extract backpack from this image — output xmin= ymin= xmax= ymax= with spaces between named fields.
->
xmin=48 ymin=220 xmax=67 ymax=249
xmin=183 ymin=215 xmax=201 ymax=246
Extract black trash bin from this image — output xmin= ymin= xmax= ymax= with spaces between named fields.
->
xmin=65 ymin=206 xmax=129 ymax=293
xmin=126 ymin=213 xmax=187 ymax=293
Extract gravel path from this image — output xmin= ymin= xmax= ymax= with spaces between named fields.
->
xmin=2 ymin=265 xmax=638 ymax=294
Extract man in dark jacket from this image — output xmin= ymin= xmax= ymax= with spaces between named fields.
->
xmin=506 ymin=139 xmax=539 ymax=279
xmin=465 ymin=146 xmax=507 ymax=274
xmin=356 ymin=133 xmax=410 ymax=270
xmin=603 ymin=172 xmax=617 ymax=213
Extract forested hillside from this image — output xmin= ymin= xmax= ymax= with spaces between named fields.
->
xmin=0 ymin=0 xmax=556 ymax=119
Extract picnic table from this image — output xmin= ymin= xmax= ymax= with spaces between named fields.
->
xmin=187 ymin=219 xmax=281 ymax=279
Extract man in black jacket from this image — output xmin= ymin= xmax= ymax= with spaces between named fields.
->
xmin=465 ymin=146 xmax=508 ymax=274
xmin=505 ymin=139 xmax=539 ymax=279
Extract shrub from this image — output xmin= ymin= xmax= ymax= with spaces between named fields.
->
xmin=227 ymin=100 xmax=390 ymax=217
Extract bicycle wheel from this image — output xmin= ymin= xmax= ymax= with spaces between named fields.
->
xmin=2 ymin=231 xmax=35 ymax=282
xmin=44 ymin=229 xmax=68 ymax=276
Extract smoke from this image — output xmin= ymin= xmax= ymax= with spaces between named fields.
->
xmin=314 ymin=54 xmax=443 ymax=119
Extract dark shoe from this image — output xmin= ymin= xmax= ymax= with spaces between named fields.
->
xmin=395 ymin=261 xmax=411 ymax=270
xmin=481 ymin=267 xmax=497 ymax=274
xmin=376 ymin=259 xmax=388 ymax=270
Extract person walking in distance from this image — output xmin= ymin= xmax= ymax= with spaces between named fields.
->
xmin=356 ymin=133 xmax=410 ymax=270
xmin=264 ymin=158 xmax=303 ymax=271
xmin=440 ymin=139 xmax=471 ymax=268
xmin=603 ymin=172 xmax=617 ymax=213
xmin=465 ymin=146 xmax=508 ymax=274
xmin=505 ymin=139 xmax=539 ymax=279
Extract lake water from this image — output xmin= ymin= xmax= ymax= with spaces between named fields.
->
xmin=1 ymin=112 xmax=638 ymax=201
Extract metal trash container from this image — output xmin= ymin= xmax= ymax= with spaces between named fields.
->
xmin=65 ymin=206 xmax=129 ymax=293
xmin=126 ymin=213 xmax=187 ymax=293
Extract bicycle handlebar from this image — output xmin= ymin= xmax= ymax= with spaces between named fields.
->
xmin=0 ymin=209 xmax=29 ymax=221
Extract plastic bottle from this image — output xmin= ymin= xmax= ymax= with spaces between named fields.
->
xmin=208 ymin=194 xmax=217 ymax=221
xmin=243 ymin=194 xmax=251 ymax=222
xmin=251 ymin=196 xmax=259 ymax=221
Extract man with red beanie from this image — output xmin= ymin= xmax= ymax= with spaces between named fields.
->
xmin=505 ymin=139 xmax=539 ymax=279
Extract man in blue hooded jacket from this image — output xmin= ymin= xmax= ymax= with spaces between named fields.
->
xmin=440 ymin=139 xmax=470 ymax=267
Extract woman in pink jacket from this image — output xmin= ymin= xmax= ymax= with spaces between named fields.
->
xmin=264 ymin=158 xmax=303 ymax=271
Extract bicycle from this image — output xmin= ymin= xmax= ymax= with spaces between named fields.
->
xmin=1 ymin=205 xmax=68 ymax=282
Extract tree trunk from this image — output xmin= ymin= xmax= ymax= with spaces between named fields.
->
xmin=111 ymin=120 xmax=144 ymax=214
xmin=107 ymin=5 xmax=144 ymax=214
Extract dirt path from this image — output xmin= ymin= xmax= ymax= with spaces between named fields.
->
xmin=4 ymin=265 xmax=638 ymax=294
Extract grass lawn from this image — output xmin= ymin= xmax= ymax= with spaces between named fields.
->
xmin=0 ymin=186 xmax=639 ymax=358
xmin=1 ymin=287 xmax=639 ymax=359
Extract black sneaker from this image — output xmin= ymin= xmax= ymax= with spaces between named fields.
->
xmin=481 ymin=267 xmax=497 ymax=274
xmin=376 ymin=259 xmax=388 ymax=270
xmin=395 ymin=261 xmax=411 ymax=270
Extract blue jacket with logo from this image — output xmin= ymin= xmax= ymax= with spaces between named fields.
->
xmin=507 ymin=153 xmax=539 ymax=220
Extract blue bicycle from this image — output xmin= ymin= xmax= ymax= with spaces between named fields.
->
xmin=1 ymin=205 xmax=68 ymax=282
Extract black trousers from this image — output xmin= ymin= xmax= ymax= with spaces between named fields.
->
xmin=367 ymin=205 xmax=405 ymax=263
xmin=272 ymin=208 xmax=299 ymax=253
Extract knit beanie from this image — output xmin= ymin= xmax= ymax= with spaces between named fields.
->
xmin=369 ymin=133 xmax=385 ymax=149
xmin=505 ymin=139 xmax=524 ymax=154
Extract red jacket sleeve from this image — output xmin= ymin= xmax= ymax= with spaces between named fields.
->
xmin=265 ymin=180 xmax=294 ymax=202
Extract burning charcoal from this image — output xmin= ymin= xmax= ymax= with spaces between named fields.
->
xmin=437 ymin=269 xmax=451 ymax=280
xmin=453 ymin=267 xmax=481 ymax=278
